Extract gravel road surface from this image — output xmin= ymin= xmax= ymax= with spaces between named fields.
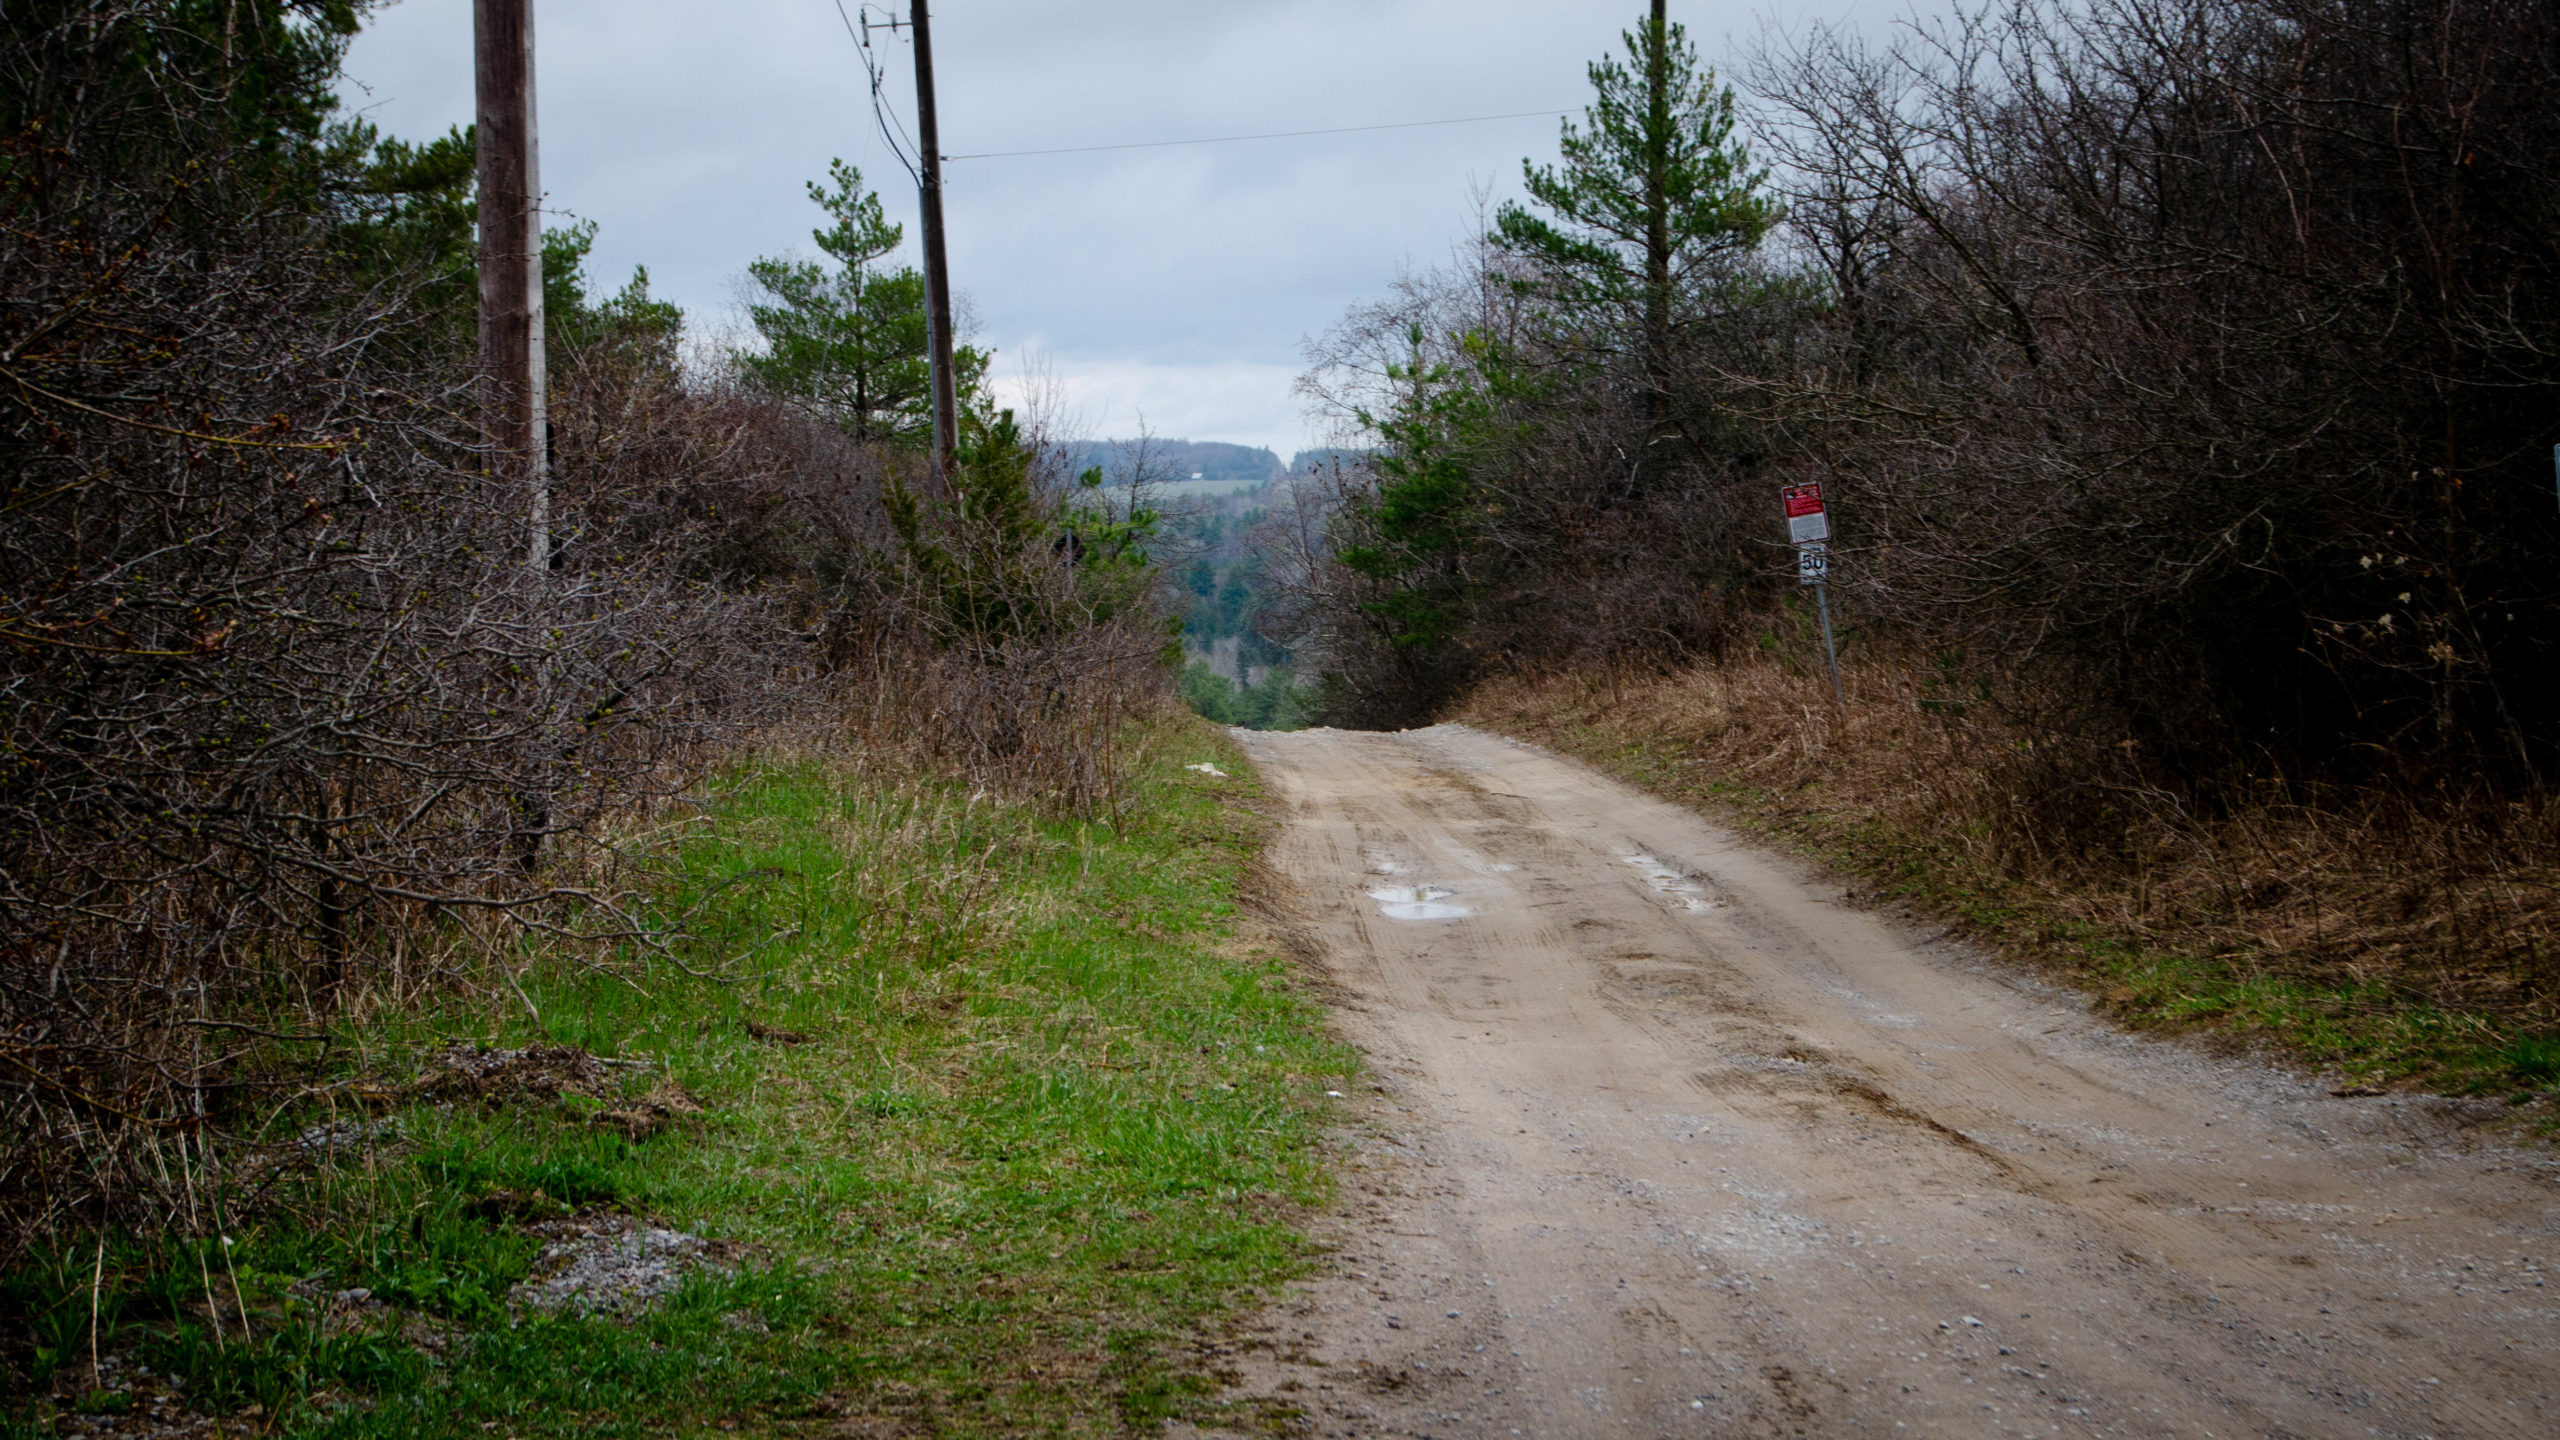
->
xmin=1176 ymin=724 xmax=2559 ymax=1440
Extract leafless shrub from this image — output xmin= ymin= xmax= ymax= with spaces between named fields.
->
xmin=0 ymin=0 xmax=1182 ymax=1265
xmin=846 ymin=419 xmax=1177 ymax=822
xmin=839 ymin=620 xmax=1168 ymax=822
xmin=1741 ymin=0 xmax=2560 ymax=797
xmin=0 ymin=5 xmax=810 ymax=1257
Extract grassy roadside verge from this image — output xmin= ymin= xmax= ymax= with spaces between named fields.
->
xmin=1461 ymin=666 xmax=2560 ymax=1112
xmin=5 ymin=718 xmax=1356 ymax=1438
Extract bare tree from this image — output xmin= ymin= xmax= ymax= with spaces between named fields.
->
xmin=1740 ymin=0 xmax=2560 ymax=794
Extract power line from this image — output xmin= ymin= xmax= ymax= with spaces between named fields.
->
xmin=826 ymin=0 xmax=879 ymax=179
xmin=945 ymin=107 xmax=1574 ymax=162
xmin=834 ymin=0 xmax=921 ymax=186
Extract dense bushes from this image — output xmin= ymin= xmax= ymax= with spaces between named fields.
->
xmin=1749 ymin=0 xmax=2560 ymax=791
xmin=1292 ymin=0 xmax=2560 ymax=804
xmin=0 ymin=2 xmax=1172 ymax=1260
xmin=0 ymin=1 xmax=800 ymax=1255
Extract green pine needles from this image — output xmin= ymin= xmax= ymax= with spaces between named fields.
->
xmin=1338 ymin=326 xmax=1499 ymax=655
xmin=883 ymin=410 xmax=1168 ymax=655
xmin=1318 ymin=6 xmax=1778 ymax=718
xmin=738 ymin=160 xmax=984 ymax=444
xmin=1493 ymin=5 xmax=1773 ymax=348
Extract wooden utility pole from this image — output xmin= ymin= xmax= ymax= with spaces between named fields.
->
xmin=909 ymin=0 xmax=960 ymax=484
xmin=476 ymin=0 xmax=549 ymax=569
xmin=1641 ymin=0 xmax=1671 ymax=429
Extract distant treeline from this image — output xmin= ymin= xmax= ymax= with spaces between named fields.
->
xmin=1059 ymin=441 xmax=1378 ymax=488
xmin=1167 ymin=486 xmax=1308 ymax=730
xmin=1064 ymin=439 xmax=1284 ymax=486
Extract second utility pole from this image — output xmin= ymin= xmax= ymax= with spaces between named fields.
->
xmin=475 ymin=0 xmax=548 ymax=569
xmin=908 ymin=0 xmax=960 ymax=485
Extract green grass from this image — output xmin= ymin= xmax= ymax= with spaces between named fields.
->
xmin=3 ymin=721 xmax=1356 ymax=1437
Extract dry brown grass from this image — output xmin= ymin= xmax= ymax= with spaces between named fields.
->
xmin=833 ymin=624 xmax=1174 ymax=828
xmin=1461 ymin=654 xmax=2560 ymax=1091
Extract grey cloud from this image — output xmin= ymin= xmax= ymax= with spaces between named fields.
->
xmin=344 ymin=0 xmax=1814 ymax=451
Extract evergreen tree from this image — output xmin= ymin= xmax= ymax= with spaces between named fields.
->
xmin=1494 ymin=2 xmax=1772 ymax=386
xmin=541 ymin=220 xmax=685 ymax=359
xmin=338 ymin=123 xmax=478 ymax=323
xmin=337 ymin=128 xmax=676 ymax=360
xmin=884 ymin=405 xmax=1163 ymax=654
xmin=738 ymin=160 xmax=938 ymax=443
xmin=1336 ymin=325 xmax=1498 ymax=655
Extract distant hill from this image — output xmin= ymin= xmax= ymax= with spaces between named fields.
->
xmin=1064 ymin=439 xmax=1285 ymax=487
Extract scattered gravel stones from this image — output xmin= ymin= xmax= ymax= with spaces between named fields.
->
xmin=418 ymin=1042 xmax=620 ymax=1103
xmin=292 ymin=1115 xmax=403 ymax=1153
xmin=25 ymin=1354 xmax=235 ymax=1439
xmin=509 ymin=1213 xmax=737 ymax=1316
xmin=408 ymin=1043 xmax=698 ymax=1136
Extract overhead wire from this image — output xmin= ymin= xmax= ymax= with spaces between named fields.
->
xmin=825 ymin=0 xmax=877 ymax=179
xmin=834 ymin=0 xmax=921 ymax=187
xmin=944 ymin=107 xmax=1576 ymax=162
xmin=823 ymin=6 xmax=1575 ymax=173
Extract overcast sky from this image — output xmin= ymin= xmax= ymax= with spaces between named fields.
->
xmin=343 ymin=0 xmax=1840 ymax=457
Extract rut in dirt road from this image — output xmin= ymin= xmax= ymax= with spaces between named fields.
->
xmin=1179 ymin=725 xmax=2560 ymax=1440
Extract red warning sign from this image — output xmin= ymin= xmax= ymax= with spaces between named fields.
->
xmin=1782 ymin=483 xmax=1830 ymax=545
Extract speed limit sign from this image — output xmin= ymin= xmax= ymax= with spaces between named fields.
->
xmin=1797 ymin=542 xmax=1829 ymax=586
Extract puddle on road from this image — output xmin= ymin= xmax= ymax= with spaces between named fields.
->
xmin=1362 ymin=845 xmax=1488 ymax=918
xmin=1367 ymin=884 xmax=1471 ymax=921
xmin=1623 ymin=852 xmax=1721 ymax=913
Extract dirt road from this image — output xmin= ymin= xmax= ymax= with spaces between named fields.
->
xmin=1180 ymin=725 xmax=2559 ymax=1440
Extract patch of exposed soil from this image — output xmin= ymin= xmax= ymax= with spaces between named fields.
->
xmin=414 ymin=1042 xmax=622 ymax=1103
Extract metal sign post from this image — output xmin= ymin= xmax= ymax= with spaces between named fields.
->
xmin=1783 ymin=485 xmax=1846 ymax=707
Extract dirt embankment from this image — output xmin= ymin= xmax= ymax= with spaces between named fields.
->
xmin=1178 ymin=724 xmax=2558 ymax=1440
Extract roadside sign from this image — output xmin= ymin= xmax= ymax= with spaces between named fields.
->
xmin=1797 ymin=542 xmax=1828 ymax=586
xmin=1781 ymin=485 xmax=1846 ymax=707
xmin=1783 ymin=483 xmax=1831 ymax=545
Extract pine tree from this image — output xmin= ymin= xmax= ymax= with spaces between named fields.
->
xmin=1494 ymin=2 xmax=1771 ymax=392
xmin=339 ymin=133 xmax=677 ymax=359
xmin=883 ymin=404 xmax=1163 ymax=654
xmin=738 ymin=160 xmax=934 ymax=444
xmin=1336 ymin=325 xmax=1498 ymax=655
